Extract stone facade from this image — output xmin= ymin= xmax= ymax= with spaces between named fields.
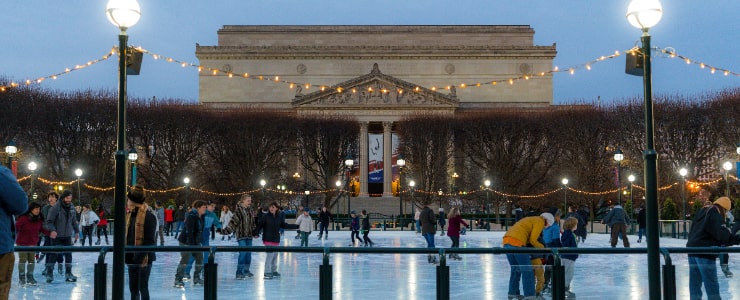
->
xmin=195 ymin=25 xmax=556 ymax=111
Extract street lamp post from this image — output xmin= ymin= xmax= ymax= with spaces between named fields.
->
xmin=562 ymin=178 xmax=569 ymax=212
xmin=344 ymin=155 xmax=354 ymax=215
xmin=409 ymin=180 xmax=416 ymax=208
xmin=484 ymin=179 xmax=491 ymax=225
xmin=679 ymin=168 xmax=688 ymax=238
xmin=106 ymin=0 xmax=141 ymax=298
xmin=28 ymin=162 xmax=37 ymax=199
xmin=397 ymin=155 xmax=406 ymax=217
xmin=5 ymin=140 xmax=17 ymax=177
xmin=75 ymin=168 xmax=83 ymax=206
xmin=614 ymin=148 xmax=624 ymax=205
xmin=451 ymin=172 xmax=459 ymax=195
xmin=723 ymin=161 xmax=733 ymax=197
xmin=183 ymin=177 xmax=191 ymax=205
xmin=335 ymin=180 xmax=342 ymax=213
xmin=628 ymin=174 xmax=636 ymax=233
xmin=626 ymin=1 xmax=663 ymax=297
xmin=128 ymin=147 xmax=138 ymax=185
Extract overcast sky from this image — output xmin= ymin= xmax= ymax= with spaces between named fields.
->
xmin=1 ymin=0 xmax=738 ymax=105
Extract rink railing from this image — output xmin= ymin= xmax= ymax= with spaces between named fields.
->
xmin=15 ymin=245 xmax=740 ymax=300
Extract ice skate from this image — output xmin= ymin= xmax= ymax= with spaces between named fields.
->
xmin=18 ymin=273 xmax=26 ymax=287
xmin=65 ymin=272 xmax=77 ymax=282
xmin=173 ymin=280 xmax=185 ymax=288
xmin=721 ymin=264 xmax=734 ymax=278
xmin=26 ymin=274 xmax=38 ymax=286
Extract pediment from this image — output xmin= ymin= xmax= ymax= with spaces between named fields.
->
xmin=292 ymin=64 xmax=459 ymax=109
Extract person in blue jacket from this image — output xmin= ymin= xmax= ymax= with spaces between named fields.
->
xmin=0 ymin=165 xmax=28 ymax=297
xmin=184 ymin=201 xmax=222 ymax=281
xmin=560 ymin=217 xmax=580 ymax=299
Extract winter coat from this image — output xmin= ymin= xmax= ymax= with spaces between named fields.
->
xmin=503 ymin=216 xmax=547 ymax=248
xmin=637 ymin=208 xmax=646 ymax=229
xmin=164 ymin=208 xmax=174 ymax=223
xmin=80 ymin=210 xmax=100 ymax=227
xmin=296 ymin=214 xmax=313 ymax=233
xmin=45 ymin=201 xmax=79 ymax=238
xmin=155 ymin=207 xmax=165 ymax=226
xmin=687 ymin=204 xmax=740 ymax=259
xmin=221 ymin=204 xmax=256 ymax=241
xmin=350 ymin=216 xmax=360 ymax=231
xmin=513 ymin=207 xmax=525 ymax=222
xmin=446 ymin=216 xmax=468 ymax=238
xmin=361 ymin=214 xmax=372 ymax=231
xmin=178 ymin=209 xmax=204 ymax=246
xmin=603 ymin=205 xmax=630 ymax=227
xmin=420 ymin=206 xmax=436 ymax=234
xmin=220 ymin=210 xmax=233 ymax=229
xmin=15 ymin=214 xmax=49 ymax=246
xmin=318 ymin=210 xmax=333 ymax=224
xmin=125 ymin=206 xmax=158 ymax=265
xmin=560 ymin=229 xmax=579 ymax=261
xmin=174 ymin=208 xmax=186 ymax=222
xmin=1 ymin=166 xmax=28 ymax=254
xmin=97 ymin=209 xmax=109 ymax=227
xmin=255 ymin=211 xmax=298 ymax=244
xmin=543 ymin=222 xmax=562 ymax=247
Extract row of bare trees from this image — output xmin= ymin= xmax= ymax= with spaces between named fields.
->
xmin=2 ymin=79 xmax=739 ymax=217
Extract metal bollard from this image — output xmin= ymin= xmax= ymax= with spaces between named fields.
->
xmin=94 ymin=248 xmax=108 ymax=300
xmin=204 ymin=247 xmax=218 ymax=300
xmin=320 ymin=248 xmax=333 ymax=300
xmin=551 ymin=249 xmax=565 ymax=300
xmin=436 ymin=249 xmax=449 ymax=300
xmin=661 ymin=249 xmax=676 ymax=300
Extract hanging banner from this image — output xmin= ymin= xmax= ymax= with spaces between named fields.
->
xmin=368 ymin=133 xmax=383 ymax=183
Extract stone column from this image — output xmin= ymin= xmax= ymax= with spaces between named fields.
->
xmin=359 ymin=122 xmax=369 ymax=197
xmin=382 ymin=122 xmax=393 ymax=197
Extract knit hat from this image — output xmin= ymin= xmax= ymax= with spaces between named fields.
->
xmin=540 ymin=212 xmax=555 ymax=226
xmin=303 ymin=207 xmax=310 ymax=212
xmin=60 ymin=190 xmax=73 ymax=200
xmin=714 ymin=197 xmax=731 ymax=211
xmin=350 ymin=210 xmax=356 ymax=214
xmin=127 ymin=185 xmax=146 ymax=204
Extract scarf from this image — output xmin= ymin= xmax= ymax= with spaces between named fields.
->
xmin=125 ymin=203 xmax=150 ymax=265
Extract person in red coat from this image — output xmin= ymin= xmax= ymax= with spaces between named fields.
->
xmin=15 ymin=202 xmax=49 ymax=286
xmin=164 ymin=205 xmax=175 ymax=236
xmin=96 ymin=206 xmax=109 ymax=245
xmin=446 ymin=207 xmax=468 ymax=260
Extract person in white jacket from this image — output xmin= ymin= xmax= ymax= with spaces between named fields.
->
xmin=295 ymin=208 xmax=313 ymax=247
xmin=220 ymin=205 xmax=234 ymax=241
xmin=79 ymin=204 xmax=99 ymax=246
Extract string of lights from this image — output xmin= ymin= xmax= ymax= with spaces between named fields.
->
xmin=19 ymin=174 xmax=740 ymax=199
xmin=3 ymin=45 xmax=735 ymax=94
xmin=0 ymin=48 xmax=116 ymax=92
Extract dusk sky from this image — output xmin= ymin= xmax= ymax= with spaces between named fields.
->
xmin=1 ymin=0 xmax=738 ymax=105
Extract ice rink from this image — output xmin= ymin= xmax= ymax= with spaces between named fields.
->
xmin=8 ymin=229 xmax=739 ymax=299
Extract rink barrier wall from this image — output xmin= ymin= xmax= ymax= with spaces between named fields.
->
xmin=15 ymin=245 xmax=740 ymax=300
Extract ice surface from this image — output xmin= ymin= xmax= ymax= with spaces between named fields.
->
xmin=8 ymin=230 xmax=739 ymax=299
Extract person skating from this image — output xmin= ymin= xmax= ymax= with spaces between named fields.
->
xmin=254 ymin=202 xmax=298 ymax=279
xmin=43 ymin=190 xmax=79 ymax=283
xmin=0 ymin=165 xmax=28 ymax=298
xmin=79 ymin=204 xmax=99 ymax=247
xmin=220 ymin=194 xmax=258 ymax=279
xmin=173 ymin=200 xmax=207 ymax=288
xmin=95 ymin=205 xmax=109 ymax=245
xmin=349 ymin=211 xmax=360 ymax=246
xmin=295 ymin=207 xmax=313 ymax=247
xmin=125 ymin=185 xmax=158 ymax=299
xmin=317 ymin=206 xmax=332 ymax=240
xmin=446 ymin=207 xmax=467 ymax=260
xmin=686 ymin=197 xmax=740 ymax=299
xmin=503 ymin=212 xmax=554 ymax=299
xmin=438 ymin=208 xmax=446 ymax=236
xmin=361 ymin=210 xmax=374 ymax=247
xmin=420 ymin=204 xmax=438 ymax=264
xmin=15 ymin=202 xmax=48 ymax=287
xmin=602 ymin=202 xmax=630 ymax=248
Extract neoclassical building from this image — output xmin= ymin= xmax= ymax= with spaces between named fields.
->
xmin=195 ymin=25 xmax=557 ymax=211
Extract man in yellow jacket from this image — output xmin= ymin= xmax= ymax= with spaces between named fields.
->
xmin=503 ymin=212 xmax=555 ymax=300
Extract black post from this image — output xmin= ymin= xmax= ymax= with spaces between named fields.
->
xmin=204 ymin=248 xmax=218 ymax=300
xmin=641 ymin=31 xmax=662 ymax=300
xmin=319 ymin=249 xmax=333 ymax=300
xmin=112 ymin=33 xmax=128 ymax=300
xmin=552 ymin=251 xmax=565 ymax=300
xmin=436 ymin=250 xmax=449 ymax=300
xmin=94 ymin=249 xmax=108 ymax=300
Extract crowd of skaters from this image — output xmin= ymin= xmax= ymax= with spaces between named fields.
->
xmin=3 ymin=163 xmax=740 ymax=300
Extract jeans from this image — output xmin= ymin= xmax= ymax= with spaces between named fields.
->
xmin=185 ymin=232 xmax=210 ymax=275
xmin=319 ymin=222 xmax=329 ymax=236
xmin=173 ymin=221 xmax=184 ymax=237
xmin=236 ymin=239 xmax=253 ymax=276
xmin=638 ymin=227 xmax=646 ymax=240
xmin=46 ymin=236 xmax=73 ymax=272
xmin=127 ymin=263 xmax=152 ymax=300
xmin=176 ymin=242 xmax=203 ymax=281
xmin=423 ymin=233 xmax=435 ymax=248
xmin=689 ymin=255 xmax=720 ymax=300
xmin=415 ymin=220 xmax=421 ymax=233
xmin=504 ymin=244 xmax=535 ymax=297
